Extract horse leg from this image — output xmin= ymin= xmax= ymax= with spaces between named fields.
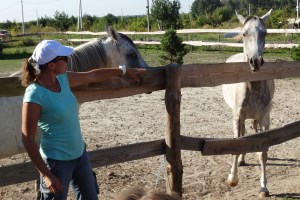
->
xmin=228 ymin=117 xmax=244 ymax=187
xmin=257 ymin=116 xmax=270 ymax=198
xmin=238 ymin=122 xmax=246 ymax=166
xmin=238 ymin=119 xmax=257 ymax=167
xmin=257 ymin=151 xmax=269 ymax=198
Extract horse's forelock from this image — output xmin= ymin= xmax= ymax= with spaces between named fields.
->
xmin=118 ymin=33 xmax=137 ymax=49
xmin=244 ymin=16 xmax=254 ymax=25
xmin=244 ymin=16 xmax=266 ymax=27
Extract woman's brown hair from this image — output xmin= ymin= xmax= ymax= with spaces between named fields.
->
xmin=20 ymin=57 xmax=47 ymax=86
xmin=20 ymin=58 xmax=37 ymax=87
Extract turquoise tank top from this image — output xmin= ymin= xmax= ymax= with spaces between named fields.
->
xmin=23 ymin=73 xmax=84 ymax=160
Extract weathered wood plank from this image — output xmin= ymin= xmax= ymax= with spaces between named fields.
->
xmin=0 ymin=68 xmax=165 ymax=102
xmin=89 ymin=139 xmax=165 ymax=168
xmin=0 ymin=77 xmax=24 ymax=97
xmin=181 ymin=61 xmax=300 ymax=87
xmin=0 ymin=162 xmax=39 ymax=187
xmin=201 ymin=138 xmax=269 ymax=155
xmin=2 ymin=62 xmax=300 ymax=98
xmin=0 ymin=139 xmax=165 ymax=187
xmin=181 ymin=121 xmax=300 ymax=155
xmin=165 ymin=64 xmax=183 ymax=196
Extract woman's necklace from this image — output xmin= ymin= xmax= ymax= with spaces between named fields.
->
xmin=36 ymin=78 xmax=46 ymax=88
xmin=36 ymin=77 xmax=60 ymax=92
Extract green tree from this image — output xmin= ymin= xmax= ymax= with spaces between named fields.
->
xmin=191 ymin=0 xmax=222 ymax=17
xmin=291 ymin=46 xmax=300 ymax=61
xmin=151 ymin=0 xmax=182 ymax=30
xmin=105 ymin=13 xmax=119 ymax=26
xmin=52 ymin=11 xmax=71 ymax=31
xmin=209 ymin=6 xmax=232 ymax=27
xmin=160 ymin=28 xmax=188 ymax=64
xmin=82 ymin=14 xmax=98 ymax=31
xmin=127 ymin=16 xmax=148 ymax=32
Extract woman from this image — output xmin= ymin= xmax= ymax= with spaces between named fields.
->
xmin=21 ymin=40 xmax=145 ymax=200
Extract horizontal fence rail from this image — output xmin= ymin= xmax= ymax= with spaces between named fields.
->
xmin=2 ymin=61 xmax=300 ymax=100
xmin=13 ymin=28 xmax=300 ymax=37
xmin=63 ymin=29 xmax=300 ymax=35
xmin=65 ymin=39 xmax=299 ymax=48
xmin=1 ymin=120 xmax=300 ymax=187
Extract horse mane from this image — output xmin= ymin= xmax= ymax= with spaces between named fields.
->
xmin=67 ymin=39 xmax=107 ymax=72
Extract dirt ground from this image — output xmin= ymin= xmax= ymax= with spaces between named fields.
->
xmin=1 ymin=78 xmax=300 ymax=200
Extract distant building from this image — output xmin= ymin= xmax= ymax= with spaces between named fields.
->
xmin=287 ymin=18 xmax=300 ymax=29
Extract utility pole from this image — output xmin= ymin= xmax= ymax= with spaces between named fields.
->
xmin=121 ymin=8 xmax=123 ymax=22
xmin=21 ymin=0 xmax=25 ymax=34
xmin=77 ymin=0 xmax=83 ymax=31
xmin=248 ymin=3 xmax=251 ymax=16
xmin=146 ymin=0 xmax=150 ymax=32
xmin=297 ymin=0 xmax=299 ymax=19
xmin=36 ymin=10 xmax=39 ymax=27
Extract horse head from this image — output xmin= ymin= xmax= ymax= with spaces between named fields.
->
xmin=104 ymin=26 xmax=149 ymax=68
xmin=237 ymin=9 xmax=272 ymax=71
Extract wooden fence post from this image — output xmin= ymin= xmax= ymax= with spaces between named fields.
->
xmin=164 ymin=64 xmax=183 ymax=197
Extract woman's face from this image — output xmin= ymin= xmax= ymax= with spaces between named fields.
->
xmin=51 ymin=56 xmax=68 ymax=74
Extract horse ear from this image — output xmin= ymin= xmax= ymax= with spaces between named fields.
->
xmin=106 ymin=25 xmax=119 ymax=43
xmin=235 ymin=11 xmax=246 ymax=24
xmin=260 ymin=9 xmax=272 ymax=23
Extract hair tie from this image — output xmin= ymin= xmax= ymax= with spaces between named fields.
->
xmin=28 ymin=57 xmax=35 ymax=64
xmin=34 ymin=65 xmax=41 ymax=75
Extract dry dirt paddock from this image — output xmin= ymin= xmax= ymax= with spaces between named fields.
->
xmin=1 ymin=78 xmax=300 ymax=200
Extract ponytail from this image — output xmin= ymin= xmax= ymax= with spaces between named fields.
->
xmin=20 ymin=58 xmax=37 ymax=87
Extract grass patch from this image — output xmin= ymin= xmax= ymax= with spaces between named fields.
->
xmin=0 ymin=59 xmax=23 ymax=76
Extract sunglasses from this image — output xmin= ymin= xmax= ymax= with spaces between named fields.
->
xmin=51 ymin=56 xmax=68 ymax=63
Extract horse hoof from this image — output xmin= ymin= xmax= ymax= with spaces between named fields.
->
xmin=259 ymin=191 xmax=270 ymax=198
xmin=238 ymin=161 xmax=247 ymax=166
xmin=227 ymin=174 xmax=239 ymax=187
xmin=259 ymin=189 xmax=270 ymax=198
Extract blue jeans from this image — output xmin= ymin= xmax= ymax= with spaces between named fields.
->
xmin=40 ymin=148 xmax=99 ymax=200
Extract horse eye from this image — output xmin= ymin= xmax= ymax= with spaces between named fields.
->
xmin=243 ymin=33 xmax=247 ymax=37
xmin=131 ymin=53 xmax=137 ymax=58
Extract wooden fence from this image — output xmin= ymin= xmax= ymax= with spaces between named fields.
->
xmin=7 ymin=28 xmax=300 ymax=48
xmin=1 ymin=61 xmax=300 ymax=196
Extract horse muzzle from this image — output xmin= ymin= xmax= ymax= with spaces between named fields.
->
xmin=249 ymin=57 xmax=264 ymax=71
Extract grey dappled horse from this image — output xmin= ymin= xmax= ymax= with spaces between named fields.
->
xmin=222 ymin=9 xmax=274 ymax=198
xmin=1 ymin=26 xmax=149 ymax=159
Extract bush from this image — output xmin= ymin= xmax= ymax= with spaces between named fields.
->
xmin=291 ymin=46 xmax=300 ymax=60
xmin=0 ymin=43 xmax=3 ymax=54
xmin=22 ymin=38 xmax=36 ymax=46
xmin=160 ymin=28 xmax=188 ymax=65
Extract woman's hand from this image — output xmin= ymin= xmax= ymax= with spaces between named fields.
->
xmin=43 ymin=173 xmax=63 ymax=194
xmin=125 ymin=68 xmax=146 ymax=82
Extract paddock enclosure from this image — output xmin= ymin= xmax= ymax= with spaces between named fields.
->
xmin=1 ymin=60 xmax=300 ymax=199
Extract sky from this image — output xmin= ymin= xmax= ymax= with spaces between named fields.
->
xmin=0 ymin=0 xmax=195 ymax=23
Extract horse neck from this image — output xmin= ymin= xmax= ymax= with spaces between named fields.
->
xmin=68 ymin=40 xmax=108 ymax=72
xmin=246 ymin=80 xmax=268 ymax=93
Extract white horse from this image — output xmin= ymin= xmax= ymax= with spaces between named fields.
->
xmin=0 ymin=26 xmax=149 ymax=159
xmin=222 ymin=10 xmax=274 ymax=198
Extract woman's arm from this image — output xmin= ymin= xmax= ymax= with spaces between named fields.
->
xmin=22 ymin=102 xmax=62 ymax=193
xmin=67 ymin=67 xmax=145 ymax=88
